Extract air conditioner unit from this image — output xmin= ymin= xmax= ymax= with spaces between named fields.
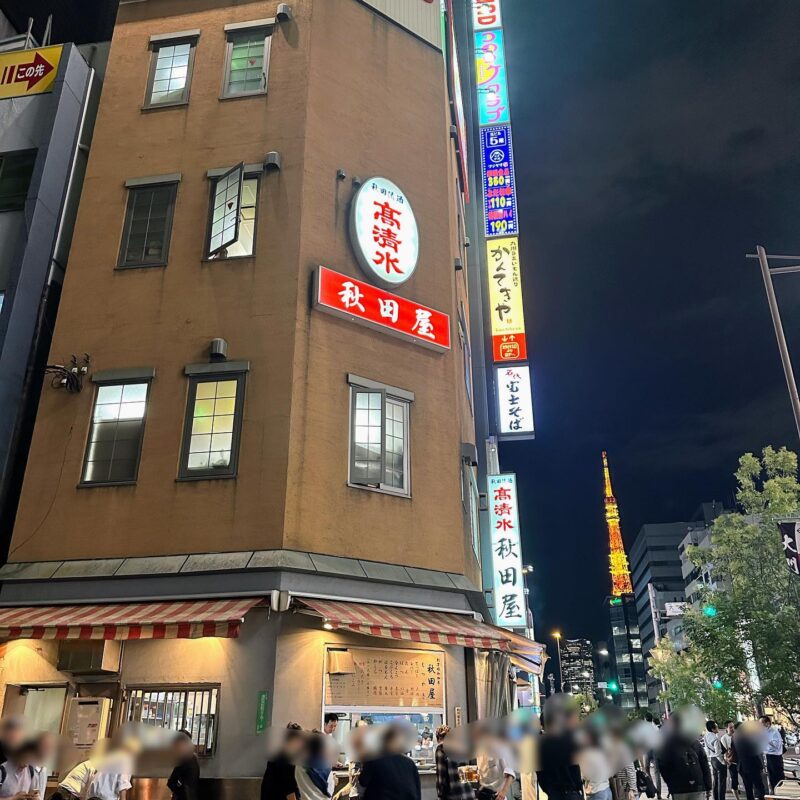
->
xmin=58 ymin=640 xmax=121 ymax=674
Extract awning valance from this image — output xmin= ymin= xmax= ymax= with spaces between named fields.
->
xmin=0 ymin=598 xmax=262 ymax=641
xmin=297 ymin=598 xmax=545 ymax=675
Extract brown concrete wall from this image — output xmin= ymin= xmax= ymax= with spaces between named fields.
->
xmin=284 ymin=0 xmax=479 ymax=577
xmin=9 ymin=0 xmax=480 ymax=583
xmin=10 ymin=0 xmax=310 ymax=562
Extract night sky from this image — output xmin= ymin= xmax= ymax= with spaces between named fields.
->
xmin=499 ymin=0 xmax=800 ymax=646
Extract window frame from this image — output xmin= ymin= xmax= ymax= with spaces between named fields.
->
xmin=79 ymin=379 xmax=151 ymax=488
xmin=347 ymin=377 xmax=412 ymax=498
xmin=143 ymin=36 xmax=198 ymax=110
xmin=117 ymin=181 xmax=178 ymax=269
xmin=125 ymin=683 xmax=220 ymax=757
xmin=220 ymin=24 xmax=272 ymax=100
xmin=177 ymin=372 xmax=247 ymax=481
xmin=204 ymin=166 xmax=261 ymax=260
xmin=0 ymin=149 xmax=37 ymax=212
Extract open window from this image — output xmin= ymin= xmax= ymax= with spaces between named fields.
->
xmin=206 ymin=163 xmax=251 ymax=259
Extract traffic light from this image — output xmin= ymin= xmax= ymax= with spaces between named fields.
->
xmin=702 ymin=604 xmax=718 ymax=618
xmin=712 ymin=679 xmax=724 ymax=689
xmin=608 ymin=680 xmax=620 ymax=693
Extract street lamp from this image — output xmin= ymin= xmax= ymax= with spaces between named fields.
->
xmin=552 ymin=631 xmax=563 ymax=691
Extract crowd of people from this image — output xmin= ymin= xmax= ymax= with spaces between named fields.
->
xmin=0 ymin=703 xmax=792 ymax=800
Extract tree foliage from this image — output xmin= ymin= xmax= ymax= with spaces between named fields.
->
xmin=649 ymin=447 xmax=800 ymax=723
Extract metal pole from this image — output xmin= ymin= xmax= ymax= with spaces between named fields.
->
xmin=756 ymin=245 xmax=800 ymax=442
xmin=555 ymin=636 xmax=563 ymax=691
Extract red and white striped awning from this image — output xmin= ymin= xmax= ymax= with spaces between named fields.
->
xmin=297 ymin=598 xmax=545 ymax=673
xmin=0 ymin=598 xmax=262 ymax=641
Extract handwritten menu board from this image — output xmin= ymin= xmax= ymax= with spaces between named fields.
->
xmin=325 ymin=648 xmax=444 ymax=709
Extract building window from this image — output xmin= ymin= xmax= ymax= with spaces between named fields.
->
xmin=179 ymin=374 xmax=245 ymax=479
xmin=348 ymin=377 xmax=412 ymax=496
xmin=222 ymin=26 xmax=271 ymax=98
xmin=205 ymin=165 xmax=258 ymax=259
xmin=126 ymin=686 xmax=218 ymax=756
xmin=82 ymin=382 xmax=149 ymax=485
xmin=118 ymin=182 xmax=177 ymax=268
xmin=0 ymin=150 xmax=36 ymax=211
xmin=145 ymin=38 xmax=197 ymax=107
xmin=463 ymin=462 xmax=480 ymax=560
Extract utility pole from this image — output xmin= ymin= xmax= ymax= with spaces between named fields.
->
xmin=748 ymin=246 xmax=800 ymax=442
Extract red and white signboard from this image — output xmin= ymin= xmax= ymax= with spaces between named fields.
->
xmin=472 ymin=0 xmax=502 ymax=31
xmin=314 ymin=266 xmax=450 ymax=352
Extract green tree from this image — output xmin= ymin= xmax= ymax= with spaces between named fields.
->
xmin=650 ymin=447 xmax=800 ymax=723
xmin=649 ymin=635 xmax=743 ymax=722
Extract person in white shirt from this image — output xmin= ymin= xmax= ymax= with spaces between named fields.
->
xmin=704 ymin=721 xmax=726 ymax=800
xmin=476 ymin=729 xmax=515 ymax=800
xmin=719 ymin=721 xmax=740 ymax=800
xmin=760 ymin=716 xmax=784 ymax=793
xmin=55 ymin=759 xmax=95 ymax=800
xmin=0 ymin=740 xmax=47 ymax=800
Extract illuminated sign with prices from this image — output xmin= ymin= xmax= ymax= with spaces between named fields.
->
xmin=481 ymin=124 xmax=518 ymax=238
xmin=314 ymin=266 xmax=450 ymax=352
xmin=488 ymin=473 xmax=526 ymax=628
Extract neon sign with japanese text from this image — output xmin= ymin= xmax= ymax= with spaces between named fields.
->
xmin=488 ymin=473 xmax=527 ymax=629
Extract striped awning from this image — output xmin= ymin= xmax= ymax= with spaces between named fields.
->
xmin=0 ymin=598 xmax=262 ymax=641
xmin=297 ymin=598 xmax=546 ymax=674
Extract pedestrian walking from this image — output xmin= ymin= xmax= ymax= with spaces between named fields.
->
xmin=434 ymin=725 xmax=475 ymax=800
xmin=578 ymin=728 xmax=612 ymax=800
xmin=760 ymin=716 xmax=785 ymax=794
xmin=703 ymin=721 xmax=726 ymax=800
xmin=359 ymin=725 xmax=421 ymax=800
xmin=655 ymin=713 xmax=712 ymax=800
xmin=52 ymin=759 xmax=94 ymax=800
xmin=720 ymin=722 xmax=740 ymax=800
xmin=733 ymin=721 xmax=766 ymax=800
xmin=644 ymin=714 xmax=662 ymax=800
xmin=535 ymin=699 xmax=582 ymax=800
xmin=167 ymin=731 xmax=199 ymax=800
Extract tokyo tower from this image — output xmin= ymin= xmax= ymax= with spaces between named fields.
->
xmin=602 ymin=451 xmax=633 ymax=596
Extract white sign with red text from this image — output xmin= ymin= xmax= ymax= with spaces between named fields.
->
xmin=472 ymin=0 xmax=502 ymax=31
xmin=350 ymin=177 xmax=420 ymax=289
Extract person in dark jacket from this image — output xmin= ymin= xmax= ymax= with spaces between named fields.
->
xmin=733 ymin=722 xmax=766 ymax=800
xmin=359 ymin=725 xmax=421 ymax=800
xmin=167 ymin=731 xmax=199 ymax=800
xmin=262 ymin=724 xmax=303 ymax=800
xmin=655 ymin=714 xmax=712 ymax=800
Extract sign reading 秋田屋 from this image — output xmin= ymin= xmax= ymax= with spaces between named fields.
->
xmin=0 ymin=46 xmax=62 ymax=100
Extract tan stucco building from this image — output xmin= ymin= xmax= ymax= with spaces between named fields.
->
xmin=0 ymin=1 xmax=542 ymax=795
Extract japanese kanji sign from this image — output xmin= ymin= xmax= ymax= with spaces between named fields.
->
xmin=487 ymin=237 xmax=527 ymax=362
xmin=314 ymin=266 xmax=450 ymax=351
xmin=778 ymin=520 xmax=800 ymax=575
xmin=481 ymin=125 xmax=518 ymax=238
xmin=325 ymin=647 xmax=444 ymax=709
xmin=0 ymin=46 xmax=62 ymax=100
xmin=472 ymin=0 xmax=502 ymax=30
xmin=488 ymin=474 xmax=526 ymax=628
xmin=350 ymin=177 xmax=419 ymax=288
xmin=496 ymin=364 xmax=535 ymax=438
xmin=474 ymin=29 xmax=510 ymax=126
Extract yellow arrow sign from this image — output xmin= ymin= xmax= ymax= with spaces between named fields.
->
xmin=0 ymin=45 xmax=62 ymax=100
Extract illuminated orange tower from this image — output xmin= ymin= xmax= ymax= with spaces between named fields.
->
xmin=602 ymin=451 xmax=633 ymax=596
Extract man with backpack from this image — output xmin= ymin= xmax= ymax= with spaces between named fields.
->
xmin=656 ymin=714 xmax=711 ymax=800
